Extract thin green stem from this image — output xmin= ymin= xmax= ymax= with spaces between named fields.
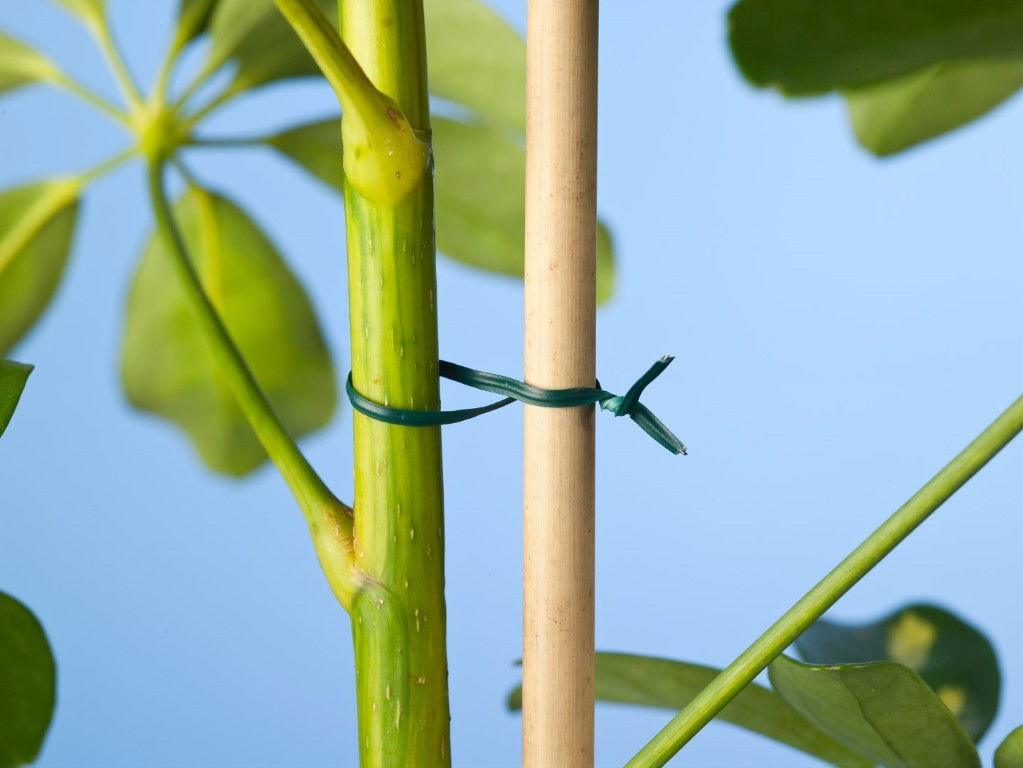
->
xmin=53 ymin=73 xmax=129 ymax=125
xmin=144 ymin=157 xmax=361 ymax=610
xmin=625 ymin=392 xmax=1023 ymax=768
xmin=79 ymin=147 xmax=134 ymax=184
xmin=185 ymin=135 xmax=261 ymax=149
xmin=179 ymin=82 xmax=244 ymax=132
xmin=92 ymin=22 xmax=144 ymax=110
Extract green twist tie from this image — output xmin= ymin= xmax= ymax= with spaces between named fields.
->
xmin=345 ymin=355 xmax=687 ymax=455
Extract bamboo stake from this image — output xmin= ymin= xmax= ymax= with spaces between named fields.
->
xmin=523 ymin=1 xmax=598 ymax=766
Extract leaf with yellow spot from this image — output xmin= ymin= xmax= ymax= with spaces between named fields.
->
xmin=796 ymin=603 xmax=1000 ymax=742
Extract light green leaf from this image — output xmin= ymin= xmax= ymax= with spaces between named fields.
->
xmin=202 ymin=0 xmax=336 ymax=92
xmin=996 ymin=726 xmax=1023 ymax=768
xmin=267 ymin=116 xmax=615 ymax=302
xmin=796 ymin=603 xmax=1001 ymax=742
xmin=845 ymin=57 xmax=1023 ymax=156
xmin=728 ymin=0 xmax=1023 ymax=95
xmin=50 ymin=0 xmax=105 ymax=27
xmin=0 ymin=592 xmax=56 ymax=768
xmin=769 ymin=655 xmax=980 ymax=768
xmin=508 ymin=652 xmax=870 ymax=767
xmin=0 ymin=33 xmax=60 ymax=94
xmin=121 ymin=185 xmax=337 ymax=477
xmin=0 ymin=179 xmax=82 ymax=356
xmin=424 ymin=0 xmax=525 ymax=131
xmin=0 ymin=360 xmax=32 ymax=439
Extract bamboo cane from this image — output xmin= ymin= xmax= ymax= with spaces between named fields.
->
xmin=522 ymin=1 xmax=599 ymax=766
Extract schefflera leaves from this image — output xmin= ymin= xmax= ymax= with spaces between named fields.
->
xmin=0 ymin=33 xmax=62 ymax=94
xmin=728 ymin=0 xmax=1023 ymax=156
xmin=769 ymin=655 xmax=980 ymax=768
xmin=508 ymin=652 xmax=870 ymax=767
xmin=0 ymin=179 xmax=82 ymax=356
xmin=996 ymin=726 xmax=1023 ymax=768
xmin=0 ymin=360 xmax=33 ymax=439
xmin=121 ymin=185 xmax=337 ymax=476
xmin=795 ymin=603 xmax=1001 ymax=742
xmin=0 ymin=592 xmax=56 ymax=768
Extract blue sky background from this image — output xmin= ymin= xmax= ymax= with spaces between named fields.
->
xmin=3 ymin=1 xmax=1023 ymax=766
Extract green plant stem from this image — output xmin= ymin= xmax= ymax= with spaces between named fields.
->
xmin=337 ymin=1 xmax=451 ymax=765
xmin=53 ymin=74 xmax=128 ymax=125
xmin=626 ymin=392 xmax=1023 ymax=768
xmin=91 ymin=21 xmax=143 ymax=110
xmin=144 ymin=156 xmax=362 ymax=610
xmin=179 ymin=82 xmax=244 ymax=133
xmin=79 ymin=148 xmax=133 ymax=184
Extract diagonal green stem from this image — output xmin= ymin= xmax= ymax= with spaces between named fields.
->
xmin=626 ymin=392 xmax=1023 ymax=768
xmin=52 ymin=73 xmax=129 ymax=124
xmin=144 ymin=157 xmax=361 ymax=610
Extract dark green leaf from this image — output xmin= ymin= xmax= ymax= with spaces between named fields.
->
xmin=996 ymin=726 xmax=1023 ymax=768
xmin=769 ymin=655 xmax=980 ymax=768
xmin=0 ymin=33 xmax=60 ymax=95
xmin=0 ymin=592 xmax=56 ymax=768
xmin=0 ymin=179 xmax=81 ymax=355
xmin=267 ymin=116 xmax=617 ymax=302
xmin=424 ymin=0 xmax=525 ymax=131
xmin=121 ymin=185 xmax=337 ymax=476
xmin=202 ymin=0 xmax=337 ymax=92
xmin=509 ymin=652 xmax=870 ymax=767
xmin=175 ymin=0 xmax=220 ymax=47
xmin=0 ymin=360 xmax=32 ymax=439
xmin=796 ymin=604 xmax=1000 ymax=742
xmin=845 ymin=57 xmax=1023 ymax=156
xmin=728 ymin=0 xmax=1023 ymax=94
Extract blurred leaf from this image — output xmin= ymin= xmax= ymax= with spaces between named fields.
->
xmin=728 ymin=0 xmax=1023 ymax=95
xmin=769 ymin=655 xmax=980 ymax=768
xmin=175 ymin=0 xmax=220 ymax=46
xmin=0 ymin=179 xmax=81 ymax=356
xmin=0 ymin=592 xmax=56 ymax=768
xmin=50 ymin=0 xmax=105 ymax=25
xmin=996 ymin=726 xmax=1023 ymax=768
xmin=424 ymin=0 xmax=525 ymax=131
xmin=845 ymin=57 xmax=1023 ymax=156
xmin=267 ymin=116 xmax=616 ymax=302
xmin=0 ymin=361 xmax=32 ymax=439
xmin=508 ymin=652 xmax=870 ymax=767
xmin=796 ymin=603 xmax=1000 ymax=742
xmin=121 ymin=185 xmax=337 ymax=476
xmin=266 ymin=119 xmax=344 ymax=191
xmin=203 ymin=0 xmax=336 ymax=92
xmin=0 ymin=33 xmax=60 ymax=94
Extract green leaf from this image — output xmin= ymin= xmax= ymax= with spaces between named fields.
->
xmin=509 ymin=652 xmax=870 ymax=767
xmin=175 ymin=0 xmax=220 ymax=46
xmin=121 ymin=185 xmax=337 ymax=476
xmin=202 ymin=0 xmax=337 ymax=92
xmin=0 ymin=360 xmax=32 ymax=439
xmin=0 ymin=179 xmax=82 ymax=356
xmin=50 ymin=0 xmax=105 ymax=27
xmin=0 ymin=592 xmax=56 ymax=768
xmin=795 ymin=604 xmax=1000 ymax=742
xmin=0 ymin=33 xmax=60 ymax=94
xmin=769 ymin=655 xmax=980 ymax=768
xmin=267 ymin=116 xmax=616 ymax=302
xmin=424 ymin=0 xmax=525 ymax=131
xmin=996 ymin=726 xmax=1023 ymax=768
xmin=728 ymin=0 xmax=1023 ymax=95
xmin=845 ymin=57 xmax=1023 ymax=156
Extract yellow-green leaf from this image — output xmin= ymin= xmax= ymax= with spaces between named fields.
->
xmin=796 ymin=603 xmax=1001 ymax=742
xmin=121 ymin=185 xmax=337 ymax=476
xmin=0 ymin=360 xmax=32 ymax=439
xmin=0 ymin=592 xmax=56 ymax=768
xmin=508 ymin=652 xmax=870 ymax=767
xmin=202 ymin=0 xmax=336 ymax=92
xmin=845 ymin=57 xmax=1023 ymax=156
xmin=0 ymin=179 xmax=81 ymax=356
xmin=50 ymin=0 xmax=105 ymax=28
xmin=424 ymin=0 xmax=525 ymax=131
xmin=175 ymin=0 xmax=220 ymax=47
xmin=0 ymin=33 xmax=60 ymax=94
xmin=769 ymin=655 xmax=980 ymax=768
xmin=996 ymin=726 xmax=1023 ymax=768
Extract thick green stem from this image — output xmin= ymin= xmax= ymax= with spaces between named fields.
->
xmin=626 ymin=393 xmax=1023 ymax=768
xmin=144 ymin=157 xmax=362 ymax=611
xmin=339 ymin=2 xmax=451 ymax=765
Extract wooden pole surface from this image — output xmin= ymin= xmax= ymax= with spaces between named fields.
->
xmin=522 ymin=0 xmax=598 ymax=766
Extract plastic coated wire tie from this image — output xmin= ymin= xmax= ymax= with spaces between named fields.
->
xmin=345 ymin=355 xmax=687 ymax=456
